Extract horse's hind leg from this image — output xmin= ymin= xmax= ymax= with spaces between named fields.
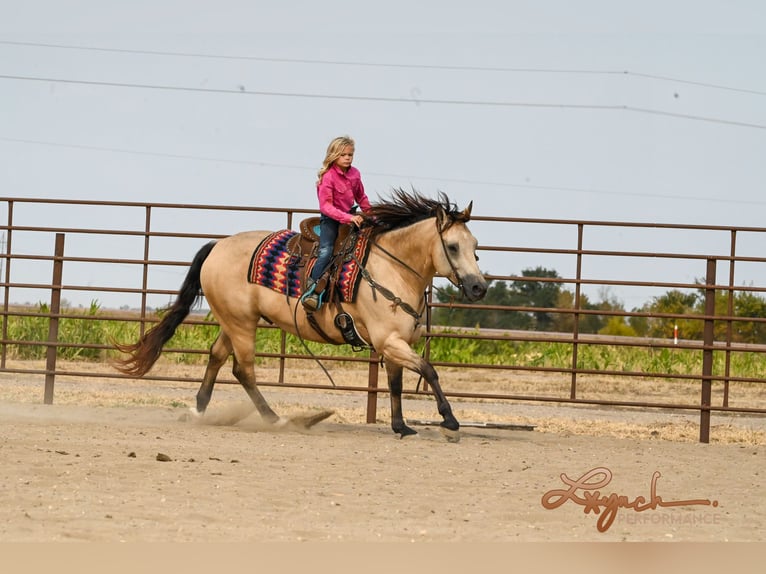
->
xmin=195 ymin=332 xmax=233 ymax=414
xmin=231 ymin=356 xmax=280 ymax=424
xmin=227 ymin=329 xmax=280 ymax=424
xmin=383 ymin=360 xmax=418 ymax=438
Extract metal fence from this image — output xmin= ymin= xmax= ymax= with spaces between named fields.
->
xmin=2 ymin=196 xmax=765 ymax=443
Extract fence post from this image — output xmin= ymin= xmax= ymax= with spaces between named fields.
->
xmin=139 ymin=206 xmax=151 ymax=338
xmin=699 ymin=258 xmax=716 ymax=443
xmin=366 ymin=351 xmax=380 ymax=423
xmin=570 ymin=224 xmax=584 ymax=399
xmin=723 ymin=230 xmax=737 ymax=407
xmin=44 ymin=233 xmax=65 ymax=404
xmin=1 ymin=200 xmax=15 ymax=369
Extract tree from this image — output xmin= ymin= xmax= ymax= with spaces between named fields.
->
xmin=432 ymin=268 xmax=766 ymax=342
xmin=550 ymin=289 xmax=602 ymax=333
xmin=637 ymin=289 xmax=701 ymax=340
xmin=432 ymin=280 xmax=534 ymax=329
xmin=599 ymin=316 xmax=637 ymax=337
xmin=511 ymin=267 xmax=563 ymax=331
xmin=432 ymin=267 xmax=562 ymax=330
xmin=732 ymin=290 xmax=766 ymax=343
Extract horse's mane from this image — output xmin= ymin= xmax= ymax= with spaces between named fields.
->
xmin=365 ymin=189 xmax=467 ymax=237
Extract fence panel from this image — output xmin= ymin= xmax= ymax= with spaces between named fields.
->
xmin=2 ymin=197 xmax=765 ymax=443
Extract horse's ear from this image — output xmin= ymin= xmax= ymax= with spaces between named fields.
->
xmin=461 ymin=201 xmax=473 ymax=221
xmin=436 ymin=205 xmax=449 ymax=231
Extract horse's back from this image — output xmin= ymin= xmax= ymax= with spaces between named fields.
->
xmin=205 ymin=230 xmax=273 ymax=269
xmin=200 ymin=230 xmax=274 ymax=312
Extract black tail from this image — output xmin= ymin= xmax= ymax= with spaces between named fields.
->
xmin=114 ymin=241 xmax=217 ymax=376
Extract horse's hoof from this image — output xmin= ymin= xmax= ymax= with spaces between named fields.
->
xmin=395 ymin=426 xmax=418 ymax=439
xmin=271 ymin=416 xmax=289 ymax=428
xmin=178 ymin=408 xmax=203 ymax=422
xmin=439 ymin=426 xmax=461 ymax=443
xmin=273 ymin=410 xmax=334 ymax=430
xmin=299 ymin=409 xmax=335 ymax=428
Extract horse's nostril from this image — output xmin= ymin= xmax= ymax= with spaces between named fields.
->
xmin=471 ymin=282 xmax=487 ymax=300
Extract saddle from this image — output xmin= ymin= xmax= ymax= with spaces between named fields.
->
xmin=289 ymin=217 xmax=356 ymax=303
xmin=288 ymin=217 xmax=371 ymax=349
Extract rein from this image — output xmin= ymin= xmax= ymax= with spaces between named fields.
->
xmin=370 ymin=239 xmax=423 ymax=281
xmin=360 ymin=215 xmax=465 ymax=329
xmin=358 ymin=266 xmax=424 ymax=328
xmin=291 ymin=299 xmax=337 ymax=387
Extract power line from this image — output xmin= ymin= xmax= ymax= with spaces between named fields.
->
xmin=2 ymin=73 xmax=765 ymax=130
xmin=0 ymin=137 xmax=314 ymax=171
xmin=0 ymin=39 xmax=623 ymax=74
xmin=3 ymin=39 xmax=765 ymax=96
xmin=3 ymin=136 xmax=764 ymax=207
xmin=628 ymin=71 xmax=766 ymax=97
xmin=0 ymin=72 xmax=620 ymax=110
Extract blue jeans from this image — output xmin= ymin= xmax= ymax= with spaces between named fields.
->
xmin=310 ymin=215 xmax=340 ymax=282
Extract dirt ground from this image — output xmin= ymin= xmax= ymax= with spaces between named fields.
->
xmin=0 ymin=365 xmax=764 ymax=543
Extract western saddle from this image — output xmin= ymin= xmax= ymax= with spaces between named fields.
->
xmin=289 ymin=217 xmax=371 ymax=349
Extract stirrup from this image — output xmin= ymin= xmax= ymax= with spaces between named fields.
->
xmin=334 ymin=312 xmax=372 ymax=350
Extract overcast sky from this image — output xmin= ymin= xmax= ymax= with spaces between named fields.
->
xmin=1 ymin=1 xmax=765 ymax=309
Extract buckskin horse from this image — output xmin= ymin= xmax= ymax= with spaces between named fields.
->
xmin=114 ymin=190 xmax=487 ymax=441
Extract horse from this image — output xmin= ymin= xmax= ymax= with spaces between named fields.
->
xmin=114 ymin=190 xmax=488 ymax=441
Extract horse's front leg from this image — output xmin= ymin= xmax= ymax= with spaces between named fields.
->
xmin=380 ymin=336 xmax=460 ymax=442
xmin=383 ymin=360 xmax=418 ymax=438
xmin=417 ymin=359 xmax=460 ymax=442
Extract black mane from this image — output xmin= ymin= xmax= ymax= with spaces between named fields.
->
xmin=365 ymin=189 xmax=466 ymax=236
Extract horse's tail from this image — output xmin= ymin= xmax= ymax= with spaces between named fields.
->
xmin=113 ymin=240 xmax=217 ymax=377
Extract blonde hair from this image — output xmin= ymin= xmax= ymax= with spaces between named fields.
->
xmin=316 ymin=135 xmax=355 ymax=185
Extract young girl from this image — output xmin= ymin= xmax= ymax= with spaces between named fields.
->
xmin=302 ymin=135 xmax=371 ymax=311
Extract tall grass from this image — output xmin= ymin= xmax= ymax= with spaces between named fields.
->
xmin=4 ymin=301 xmax=132 ymax=361
xmin=3 ymin=303 xmax=766 ymax=380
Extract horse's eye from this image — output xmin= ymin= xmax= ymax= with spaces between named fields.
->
xmin=475 ymin=254 xmax=480 ymax=262
xmin=448 ymin=244 xmax=458 ymax=253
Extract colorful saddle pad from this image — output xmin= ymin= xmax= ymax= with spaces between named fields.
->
xmin=247 ymin=228 xmax=371 ymax=302
xmin=247 ymin=229 xmax=302 ymax=298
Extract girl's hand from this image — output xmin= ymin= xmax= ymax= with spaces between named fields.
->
xmin=350 ymin=214 xmax=364 ymax=227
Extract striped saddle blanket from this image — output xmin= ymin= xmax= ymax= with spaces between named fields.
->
xmin=247 ymin=228 xmax=371 ymax=302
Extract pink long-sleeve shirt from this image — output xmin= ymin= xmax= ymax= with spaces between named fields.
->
xmin=316 ymin=164 xmax=371 ymax=224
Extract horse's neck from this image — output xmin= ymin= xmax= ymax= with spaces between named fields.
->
xmin=373 ymin=219 xmax=436 ymax=285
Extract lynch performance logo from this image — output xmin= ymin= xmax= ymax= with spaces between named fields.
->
xmin=541 ymin=467 xmax=718 ymax=533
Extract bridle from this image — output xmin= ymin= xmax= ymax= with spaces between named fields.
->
xmin=371 ymin=214 xmax=465 ymax=283
xmin=435 ymin=217 xmax=465 ymax=291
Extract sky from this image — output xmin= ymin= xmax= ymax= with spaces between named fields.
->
xmin=1 ymin=1 xmax=765 ymax=310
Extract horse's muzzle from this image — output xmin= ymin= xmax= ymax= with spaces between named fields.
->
xmin=461 ymin=274 xmax=488 ymax=302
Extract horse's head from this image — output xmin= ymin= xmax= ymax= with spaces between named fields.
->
xmin=434 ymin=202 xmax=488 ymax=302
